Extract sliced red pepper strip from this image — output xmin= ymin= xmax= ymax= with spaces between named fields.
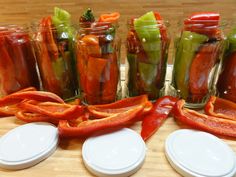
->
xmin=44 ymin=16 xmax=59 ymax=60
xmin=89 ymin=94 xmax=148 ymax=109
xmin=98 ymin=12 xmax=120 ymax=23
xmin=184 ymin=12 xmax=220 ymax=38
xmin=58 ymin=103 xmax=145 ymax=137
xmin=88 ymin=100 xmax=152 ymax=119
xmin=154 ymin=12 xmax=168 ymax=42
xmin=101 ymin=54 xmax=119 ymax=103
xmin=85 ymin=56 xmax=107 ymax=104
xmin=189 ymin=42 xmax=220 ymax=102
xmin=0 ymin=90 xmax=64 ymax=106
xmin=18 ymin=101 xmax=84 ymax=120
xmin=0 ymin=87 xmax=36 ymax=117
xmin=0 ymin=104 xmax=19 ymax=117
xmin=15 ymin=110 xmax=58 ymax=124
xmin=173 ymin=99 xmax=236 ymax=137
xmin=141 ymin=96 xmax=178 ymax=141
xmin=205 ymin=96 xmax=236 ymax=121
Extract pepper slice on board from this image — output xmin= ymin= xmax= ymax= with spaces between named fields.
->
xmin=58 ymin=103 xmax=145 ymax=137
xmin=0 ymin=90 xmax=64 ymax=106
xmin=87 ymin=95 xmax=151 ymax=118
xmin=205 ymin=96 xmax=236 ymax=121
xmin=141 ymin=96 xmax=178 ymax=141
xmin=18 ymin=100 xmax=84 ymax=120
xmin=173 ymin=99 xmax=236 ymax=138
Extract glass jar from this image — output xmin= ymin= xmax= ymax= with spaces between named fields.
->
xmin=31 ymin=17 xmax=78 ymax=100
xmin=126 ymin=17 xmax=170 ymax=100
xmin=0 ymin=25 xmax=39 ymax=97
xmin=76 ymin=22 xmax=121 ymax=105
xmin=170 ymin=15 xmax=225 ymax=108
xmin=217 ymin=27 xmax=236 ymax=102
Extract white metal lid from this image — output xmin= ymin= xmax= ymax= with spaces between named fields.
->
xmin=165 ymin=129 xmax=236 ymax=177
xmin=82 ymin=128 xmax=146 ymax=177
xmin=0 ymin=122 xmax=58 ymax=170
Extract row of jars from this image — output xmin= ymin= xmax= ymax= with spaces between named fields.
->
xmin=0 ymin=10 xmax=235 ymax=108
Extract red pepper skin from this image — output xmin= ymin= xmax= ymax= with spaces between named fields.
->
xmin=217 ymin=52 xmax=236 ymax=102
xmin=15 ymin=110 xmax=58 ymax=124
xmin=205 ymin=96 xmax=236 ymax=121
xmin=189 ymin=42 xmax=221 ymax=102
xmin=141 ymin=96 xmax=178 ymax=141
xmin=173 ymin=99 xmax=236 ymax=137
xmin=0 ymin=90 xmax=64 ymax=106
xmin=58 ymin=104 xmax=146 ymax=137
xmin=18 ymin=101 xmax=84 ymax=120
xmin=184 ymin=12 xmax=220 ymax=38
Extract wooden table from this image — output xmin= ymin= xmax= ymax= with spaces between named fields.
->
xmin=0 ymin=115 xmax=235 ymax=177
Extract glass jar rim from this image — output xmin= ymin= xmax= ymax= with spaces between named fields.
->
xmin=0 ymin=24 xmax=29 ymax=36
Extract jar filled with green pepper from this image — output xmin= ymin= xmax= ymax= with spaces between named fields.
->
xmin=170 ymin=12 xmax=225 ymax=108
xmin=31 ymin=7 xmax=78 ymax=100
xmin=126 ymin=11 xmax=170 ymax=100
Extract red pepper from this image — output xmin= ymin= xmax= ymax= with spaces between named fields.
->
xmin=0 ymin=104 xmax=20 ymax=117
xmin=18 ymin=100 xmax=84 ymax=120
xmin=154 ymin=12 xmax=168 ymax=42
xmin=0 ymin=36 xmax=19 ymax=96
xmin=189 ymin=42 xmax=220 ymax=102
xmin=184 ymin=12 xmax=220 ymax=38
xmin=15 ymin=110 xmax=58 ymax=124
xmin=58 ymin=103 xmax=145 ymax=137
xmin=101 ymin=54 xmax=119 ymax=103
xmin=87 ymin=95 xmax=151 ymax=118
xmin=37 ymin=17 xmax=61 ymax=96
xmin=217 ymin=52 xmax=236 ymax=102
xmin=0 ymin=90 xmax=64 ymax=106
xmin=85 ymin=56 xmax=107 ymax=104
xmin=141 ymin=96 xmax=178 ymax=141
xmin=173 ymin=99 xmax=236 ymax=137
xmin=98 ymin=12 xmax=120 ymax=23
xmin=205 ymin=96 xmax=236 ymax=121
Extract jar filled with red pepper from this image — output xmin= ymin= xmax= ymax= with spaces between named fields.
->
xmin=31 ymin=7 xmax=78 ymax=100
xmin=76 ymin=9 xmax=121 ymax=105
xmin=170 ymin=12 xmax=225 ymax=108
xmin=126 ymin=11 xmax=170 ymax=100
xmin=0 ymin=25 xmax=39 ymax=97
xmin=217 ymin=27 xmax=236 ymax=102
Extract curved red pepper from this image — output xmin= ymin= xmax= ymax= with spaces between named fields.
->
xmin=189 ymin=42 xmax=220 ymax=102
xmin=205 ymin=96 xmax=236 ymax=121
xmin=184 ymin=12 xmax=220 ymax=38
xmin=58 ymin=104 xmax=146 ymax=137
xmin=173 ymin=99 xmax=236 ymax=137
xmin=0 ymin=90 xmax=64 ymax=106
xmin=141 ymin=96 xmax=178 ymax=141
xmin=15 ymin=110 xmax=58 ymax=124
xmin=19 ymin=100 xmax=84 ymax=120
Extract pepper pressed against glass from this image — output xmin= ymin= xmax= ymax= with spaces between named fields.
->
xmin=126 ymin=11 xmax=170 ymax=100
xmin=170 ymin=12 xmax=225 ymax=108
xmin=31 ymin=7 xmax=78 ymax=100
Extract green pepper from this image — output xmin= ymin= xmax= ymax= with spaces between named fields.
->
xmin=227 ymin=28 xmax=236 ymax=53
xmin=127 ymin=53 xmax=138 ymax=96
xmin=138 ymin=62 xmax=159 ymax=99
xmin=134 ymin=11 xmax=161 ymax=64
xmin=173 ymin=31 xmax=208 ymax=99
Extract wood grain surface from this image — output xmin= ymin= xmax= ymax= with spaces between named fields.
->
xmin=0 ymin=116 xmax=236 ymax=177
xmin=1 ymin=0 xmax=236 ymax=63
